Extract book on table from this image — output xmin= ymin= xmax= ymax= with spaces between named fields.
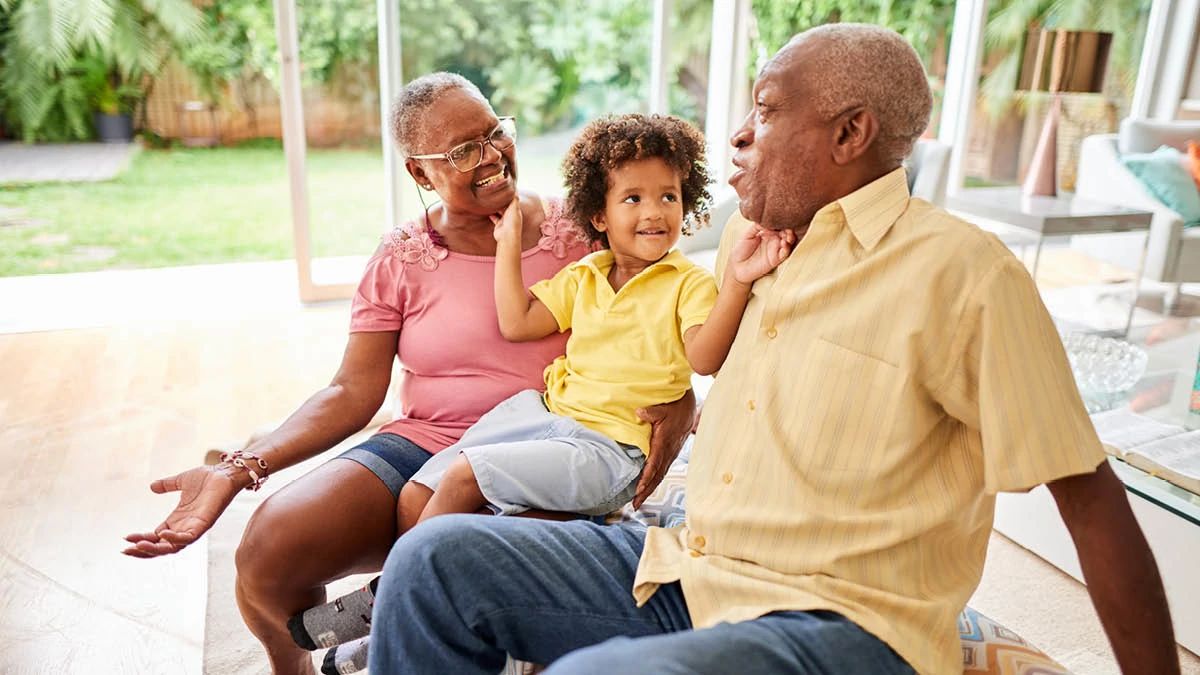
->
xmin=1090 ymin=407 xmax=1200 ymax=497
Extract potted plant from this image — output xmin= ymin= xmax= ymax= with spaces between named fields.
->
xmin=91 ymin=77 xmax=142 ymax=143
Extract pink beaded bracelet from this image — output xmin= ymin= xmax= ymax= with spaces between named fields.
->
xmin=220 ymin=450 xmax=270 ymax=491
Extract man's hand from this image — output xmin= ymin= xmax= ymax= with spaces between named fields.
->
xmin=728 ymin=224 xmax=795 ymax=285
xmin=490 ymin=197 xmax=523 ymax=247
xmin=122 ymin=465 xmax=241 ymax=557
xmin=634 ymin=389 xmax=696 ymax=509
xmin=1048 ymin=461 xmax=1180 ymax=674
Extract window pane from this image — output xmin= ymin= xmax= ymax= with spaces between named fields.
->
xmin=294 ymin=0 xmax=388 ymax=272
xmin=667 ymin=1 xmax=714 ymax=129
xmin=747 ymin=1 xmax=956 ymax=138
xmin=963 ymin=0 xmax=1154 ymax=189
xmin=395 ymin=0 xmax=660 ymax=219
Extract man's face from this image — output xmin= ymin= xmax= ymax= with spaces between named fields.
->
xmin=728 ymin=41 xmax=835 ymax=231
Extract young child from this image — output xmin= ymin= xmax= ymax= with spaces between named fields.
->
xmin=289 ymin=114 xmax=795 ymax=673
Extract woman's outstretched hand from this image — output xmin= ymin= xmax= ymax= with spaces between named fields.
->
xmin=728 ymin=224 xmax=796 ymax=285
xmin=122 ymin=465 xmax=241 ymax=558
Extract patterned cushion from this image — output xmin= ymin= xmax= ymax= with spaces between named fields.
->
xmin=508 ymin=460 xmax=1069 ymax=675
xmin=959 ymin=606 xmax=1068 ymax=674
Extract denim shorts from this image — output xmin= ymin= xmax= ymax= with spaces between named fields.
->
xmin=337 ymin=433 xmax=435 ymax=499
xmin=410 ymin=389 xmax=645 ymax=516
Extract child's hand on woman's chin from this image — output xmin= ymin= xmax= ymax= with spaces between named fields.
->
xmin=490 ymin=196 xmax=524 ymax=245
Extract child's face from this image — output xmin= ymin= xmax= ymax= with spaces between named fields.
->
xmin=592 ymin=157 xmax=684 ymax=264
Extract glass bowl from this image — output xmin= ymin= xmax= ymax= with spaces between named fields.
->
xmin=1060 ymin=333 xmax=1148 ymax=412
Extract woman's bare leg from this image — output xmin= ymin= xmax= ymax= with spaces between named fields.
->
xmin=234 ymin=458 xmax=398 ymax=675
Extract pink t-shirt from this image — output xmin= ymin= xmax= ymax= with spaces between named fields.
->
xmin=350 ymin=197 xmax=590 ymax=453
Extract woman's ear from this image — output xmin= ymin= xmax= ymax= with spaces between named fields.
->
xmin=405 ymin=158 xmax=433 ymax=190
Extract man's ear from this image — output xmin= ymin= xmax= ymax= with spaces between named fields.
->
xmin=831 ymin=107 xmax=879 ymax=166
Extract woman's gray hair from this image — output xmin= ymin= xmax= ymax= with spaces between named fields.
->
xmin=390 ymin=72 xmax=487 ymax=157
xmin=790 ymin=24 xmax=933 ymax=166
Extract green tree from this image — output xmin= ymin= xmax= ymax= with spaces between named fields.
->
xmin=750 ymin=0 xmax=957 ymax=76
xmin=0 ymin=0 xmax=204 ymax=141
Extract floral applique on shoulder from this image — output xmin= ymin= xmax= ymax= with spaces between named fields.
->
xmin=384 ymin=221 xmax=448 ymax=272
xmin=537 ymin=199 xmax=590 ymax=258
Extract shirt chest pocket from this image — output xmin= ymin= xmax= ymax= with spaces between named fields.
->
xmin=775 ymin=337 xmax=904 ymax=473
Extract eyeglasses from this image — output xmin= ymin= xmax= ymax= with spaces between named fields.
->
xmin=409 ymin=117 xmax=517 ymax=173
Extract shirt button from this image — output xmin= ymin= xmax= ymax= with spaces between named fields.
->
xmin=694 ymin=535 xmax=706 ymax=549
xmin=747 ymin=400 xmax=756 ymax=411
xmin=689 ymin=550 xmax=702 ymax=558
xmin=722 ymin=472 xmax=734 ymax=484
xmin=766 ymin=327 xmax=778 ymax=339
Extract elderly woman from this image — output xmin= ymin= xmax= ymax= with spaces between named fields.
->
xmin=123 ymin=73 xmax=694 ymax=675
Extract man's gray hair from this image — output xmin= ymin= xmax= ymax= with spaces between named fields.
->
xmin=790 ymin=24 xmax=932 ymax=166
xmin=390 ymin=72 xmax=486 ymax=157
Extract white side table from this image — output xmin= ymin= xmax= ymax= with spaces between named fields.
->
xmin=947 ymin=187 xmax=1154 ymax=336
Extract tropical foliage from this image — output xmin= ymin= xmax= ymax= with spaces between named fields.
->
xmin=750 ymin=0 xmax=957 ymax=76
xmin=0 ymin=0 xmax=204 ymax=141
xmin=0 ymin=0 xmax=1155 ymax=142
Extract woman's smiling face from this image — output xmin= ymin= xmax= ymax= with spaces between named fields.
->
xmin=405 ymin=87 xmax=518 ymax=217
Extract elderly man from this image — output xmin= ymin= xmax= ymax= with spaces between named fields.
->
xmin=368 ymin=24 xmax=1179 ymax=675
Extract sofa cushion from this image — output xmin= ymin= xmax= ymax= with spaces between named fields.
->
xmin=1119 ymin=118 xmax=1200 ymax=154
xmin=1120 ymin=146 xmax=1200 ymax=226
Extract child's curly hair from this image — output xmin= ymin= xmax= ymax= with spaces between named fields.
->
xmin=562 ymin=114 xmax=712 ymax=248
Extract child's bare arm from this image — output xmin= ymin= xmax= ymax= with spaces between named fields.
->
xmin=493 ymin=198 xmax=560 ymax=342
xmin=684 ymin=225 xmax=794 ymax=375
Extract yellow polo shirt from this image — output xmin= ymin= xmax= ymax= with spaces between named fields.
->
xmin=530 ymin=249 xmax=717 ymax=454
xmin=632 ymin=168 xmax=1107 ymax=675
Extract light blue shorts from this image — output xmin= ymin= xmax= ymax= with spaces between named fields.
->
xmin=409 ymin=389 xmax=645 ymax=516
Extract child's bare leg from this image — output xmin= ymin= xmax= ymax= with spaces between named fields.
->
xmin=397 ymin=481 xmax=434 ymax=534
xmin=417 ymin=456 xmax=489 ymax=523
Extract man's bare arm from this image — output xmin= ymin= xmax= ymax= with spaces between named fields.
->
xmin=1047 ymin=461 xmax=1179 ymax=674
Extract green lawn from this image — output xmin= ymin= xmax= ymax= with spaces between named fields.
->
xmin=0 ymin=142 xmax=564 ymax=277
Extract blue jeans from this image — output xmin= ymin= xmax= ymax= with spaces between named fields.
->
xmin=368 ymin=515 xmax=914 ymax=674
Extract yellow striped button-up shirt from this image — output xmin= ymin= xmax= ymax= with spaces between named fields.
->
xmin=632 ymin=168 xmax=1106 ymax=675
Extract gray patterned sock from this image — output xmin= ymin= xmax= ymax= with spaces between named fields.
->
xmin=288 ymin=576 xmax=379 ymax=650
xmin=322 ymin=635 xmax=370 ymax=675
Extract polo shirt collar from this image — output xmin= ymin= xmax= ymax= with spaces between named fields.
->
xmin=580 ymin=248 xmax=692 ymax=277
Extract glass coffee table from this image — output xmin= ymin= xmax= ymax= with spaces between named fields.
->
xmin=1104 ymin=325 xmax=1200 ymax=525
xmin=994 ymin=322 xmax=1200 ymax=656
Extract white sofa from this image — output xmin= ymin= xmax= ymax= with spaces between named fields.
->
xmin=1074 ymin=118 xmax=1200 ymax=303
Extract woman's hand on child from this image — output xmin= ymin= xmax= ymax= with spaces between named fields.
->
xmin=728 ymin=224 xmax=796 ymax=285
xmin=490 ymin=197 xmax=523 ymax=246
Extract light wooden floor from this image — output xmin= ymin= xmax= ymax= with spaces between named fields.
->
xmin=0 ymin=304 xmax=351 ymax=674
xmin=4 ymin=285 xmax=1199 ymax=674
